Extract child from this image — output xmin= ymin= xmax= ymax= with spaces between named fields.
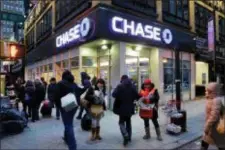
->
xmin=85 ymin=79 xmax=106 ymax=141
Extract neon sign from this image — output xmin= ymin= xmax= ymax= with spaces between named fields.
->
xmin=56 ymin=18 xmax=91 ymax=48
xmin=111 ymin=16 xmax=173 ymax=44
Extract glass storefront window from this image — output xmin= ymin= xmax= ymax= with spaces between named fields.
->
xmin=62 ymin=60 xmax=69 ymax=69
xmin=44 ymin=65 xmax=48 ymax=72
xmin=82 ymin=56 xmax=97 ymax=67
xmin=140 ymin=57 xmax=150 ymax=84
xmin=163 ymin=58 xmax=191 ymax=93
xmin=126 ymin=56 xmax=138 ymax=88
xmin=71 ymin=57 xmax=79 ymax=68
xmin=49 ymin=64 xmax=53 ymax=71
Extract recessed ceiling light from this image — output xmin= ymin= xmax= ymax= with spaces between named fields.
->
xmin=101 ymin=45 xmax=108 ymax=50
xmin=135 ymin=46 xmax=142 ymax=51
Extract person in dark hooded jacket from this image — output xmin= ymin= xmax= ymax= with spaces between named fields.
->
xmin=48 ymin=77 xmax=59 ymax=119
xmin=76 ymin=72 xmax=91 ymax=119
xmin=55 ymin=70 xmax=78 ymax=150
xmin=112 ymin=75 xmax=139 ymax=146
xmin=24 ymin=80 xmax=35 ymax=120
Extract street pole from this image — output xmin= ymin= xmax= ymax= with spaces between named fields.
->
xmin=175 ymin=48 xmax=181 ymax=111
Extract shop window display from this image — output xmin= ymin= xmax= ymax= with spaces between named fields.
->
xmin=163 ymin=58 xmax=191 ymax=93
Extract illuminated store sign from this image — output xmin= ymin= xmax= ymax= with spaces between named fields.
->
xmin=56 ymin=18 xmax=91 ymax=48
xmin=111 ymin=16 xmax=173 ymax=44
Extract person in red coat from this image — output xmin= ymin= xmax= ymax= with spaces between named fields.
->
xmin=138 ymin=79 xmax=162 ymax=141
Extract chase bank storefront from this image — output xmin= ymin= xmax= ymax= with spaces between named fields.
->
xmin=25 ymin=4 xmax=196 ymax=106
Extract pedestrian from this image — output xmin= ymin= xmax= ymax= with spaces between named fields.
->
xmin=41 ymin=77 xmax=48 ymax=91
xmin=55 ymin=70 xmax=78 ymax=150
xmin=5 ymin=77 xmax=18 ymax=109
xmin=48 ymin=77 xmax=59 ymax=120
xmin=15 ymin=77 xmax=25 ymax=111
xmin=112 ymin=75 xmax=139 ymax=146
xmin=24 ymin=80 xmax=35 ymax=120
xmin=85 ymin=78 xmax=106 ymax=141
xmin=76 ymin=72 xmax=91 ymax=119
xmin=138 ymin=79 xmax=162 ymax=141
xmin=201 ymin=82 xmax=225 ymax=150
xmin=34 ymin=79 xmax=45 ymax=121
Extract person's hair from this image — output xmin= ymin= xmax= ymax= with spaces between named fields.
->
xmin=41 ymin=77 xmax=45 ymax=81
xmin=95 ymin=78 xmax=106 ymax=96
xmin=50 ymin=77 xmax=56 ymax=82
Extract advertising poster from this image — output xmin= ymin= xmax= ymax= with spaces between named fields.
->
xmin=208 ymin=18 xmax=215 ymax=52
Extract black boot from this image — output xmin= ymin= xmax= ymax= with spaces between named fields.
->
xmin=143 ymin=127 xmax=151 ymax=139
xmin=155 ymin=128 xmax=162 ymax=141
xmin=123 ymin=136 xmax=129 ymax=147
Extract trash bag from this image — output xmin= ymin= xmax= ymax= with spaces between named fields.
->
xmin=0 ymin=108 xmax=28 ymax=128
xmin=2 ymin=120 xmax=25 ymax=134
xmin=81 ymin=113 xmax=92 ymax=131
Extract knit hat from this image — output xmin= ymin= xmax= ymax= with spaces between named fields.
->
xmin=144 ymin=79 xmax=151 ymax=85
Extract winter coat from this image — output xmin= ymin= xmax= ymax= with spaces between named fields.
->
xmin=203 ymin=97 xmax=222 ymax=145
xmin=203 ymin=82 xmax=224 ymax=146
xmin=85 ymin=87 xmax=106 ymax=118
xmin=25 ymin=82 xmax=35 ymax=106
xmin=112 ymin=79 xmax=139 ymax=117
xmin=47 ymin=83 xmax=57 ymax=103
xmin=81 ymin=72 xmax=91 ymax=87
xmin=55 ymin=71 xmax=78 ymax=110
xmin=15 ymin=83 xmax=25 ymax=102
xmin=34 ymin=83 xmax=46 ymax=105
xmin=138 ymin=88 xmax=160 ymax=119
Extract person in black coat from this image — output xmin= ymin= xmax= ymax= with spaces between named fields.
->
xmin=48 ymin=77 xmax=59 ymax=119
xmin=24 ymin=80 xmax=35 ymax=120
xmin=55 ymin=70 xmax=77 ymax=150
xmin=15 ymin=77 xmax=25 ymax=110
xmin=76 ymin=72 xmax=91 ymax=119
xmin=112 ymin=75 xmax=139 ymax=146
xmin=34 ymin=79 xmax=45 ymax=121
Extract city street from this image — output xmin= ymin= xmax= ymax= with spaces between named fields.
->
xmin=180 ymin=138 xmax=217 ymax=150
xmin=1 ymin=99 xmax=206 ymax=149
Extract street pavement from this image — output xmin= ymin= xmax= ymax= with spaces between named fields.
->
xmin=180 ymin=138 xmax=217 ymax=150
xmin=1 ymin=99 xmax=207 ymax=149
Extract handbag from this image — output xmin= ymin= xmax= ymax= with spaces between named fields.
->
xmin=90 ymin=105 xmax=104 ymax=116
xmin=61 ymin=93 xmax=77 ymax=112
xmin=80 ymin=89 xmax=88 ymax=107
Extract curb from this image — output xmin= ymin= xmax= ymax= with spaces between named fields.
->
xmin=172 ymin=135 xmax=202 ymax=150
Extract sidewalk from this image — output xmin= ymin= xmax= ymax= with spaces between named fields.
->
xmin=1 ymin=99 xmax=207 ymax=149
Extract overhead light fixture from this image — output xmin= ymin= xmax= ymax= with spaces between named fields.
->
xmin=135 ymin=45 xmax=142 ymax=51
xmin=162 ymin=58 xmax=168 ymax=63
xmin=101 ymin=45 xmax=108 ymax=50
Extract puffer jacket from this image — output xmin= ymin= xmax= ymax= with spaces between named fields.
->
xmin=203 ymin=97 xmax=222 ymax=144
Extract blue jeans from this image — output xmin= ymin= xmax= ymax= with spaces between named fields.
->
xmin=60 ymin=108 xmax=77 ymax=150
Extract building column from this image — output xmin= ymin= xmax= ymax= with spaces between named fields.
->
xmin=110 ymin=42 xmax=126 ymax=109
xmin=156 ymin=0 xmax=162 ymax=22
xmin=189 ymin=0 xmax=196 ymax=33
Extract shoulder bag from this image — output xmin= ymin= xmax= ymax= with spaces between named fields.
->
xmin=61 ymin=93 xmax=77 ymax=112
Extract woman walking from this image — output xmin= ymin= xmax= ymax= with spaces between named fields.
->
xmin=138 ymin=79 xmax=162 ymax=141
xmin=201 ymin=82 xmax=225 ymax=150
xmin=55 ymin=70 xmax=78 ymax=150
xmin=85 ymin=79 xmax=106 ymax=141
xmin=112 ymin=75 xmax=139 ymax=146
